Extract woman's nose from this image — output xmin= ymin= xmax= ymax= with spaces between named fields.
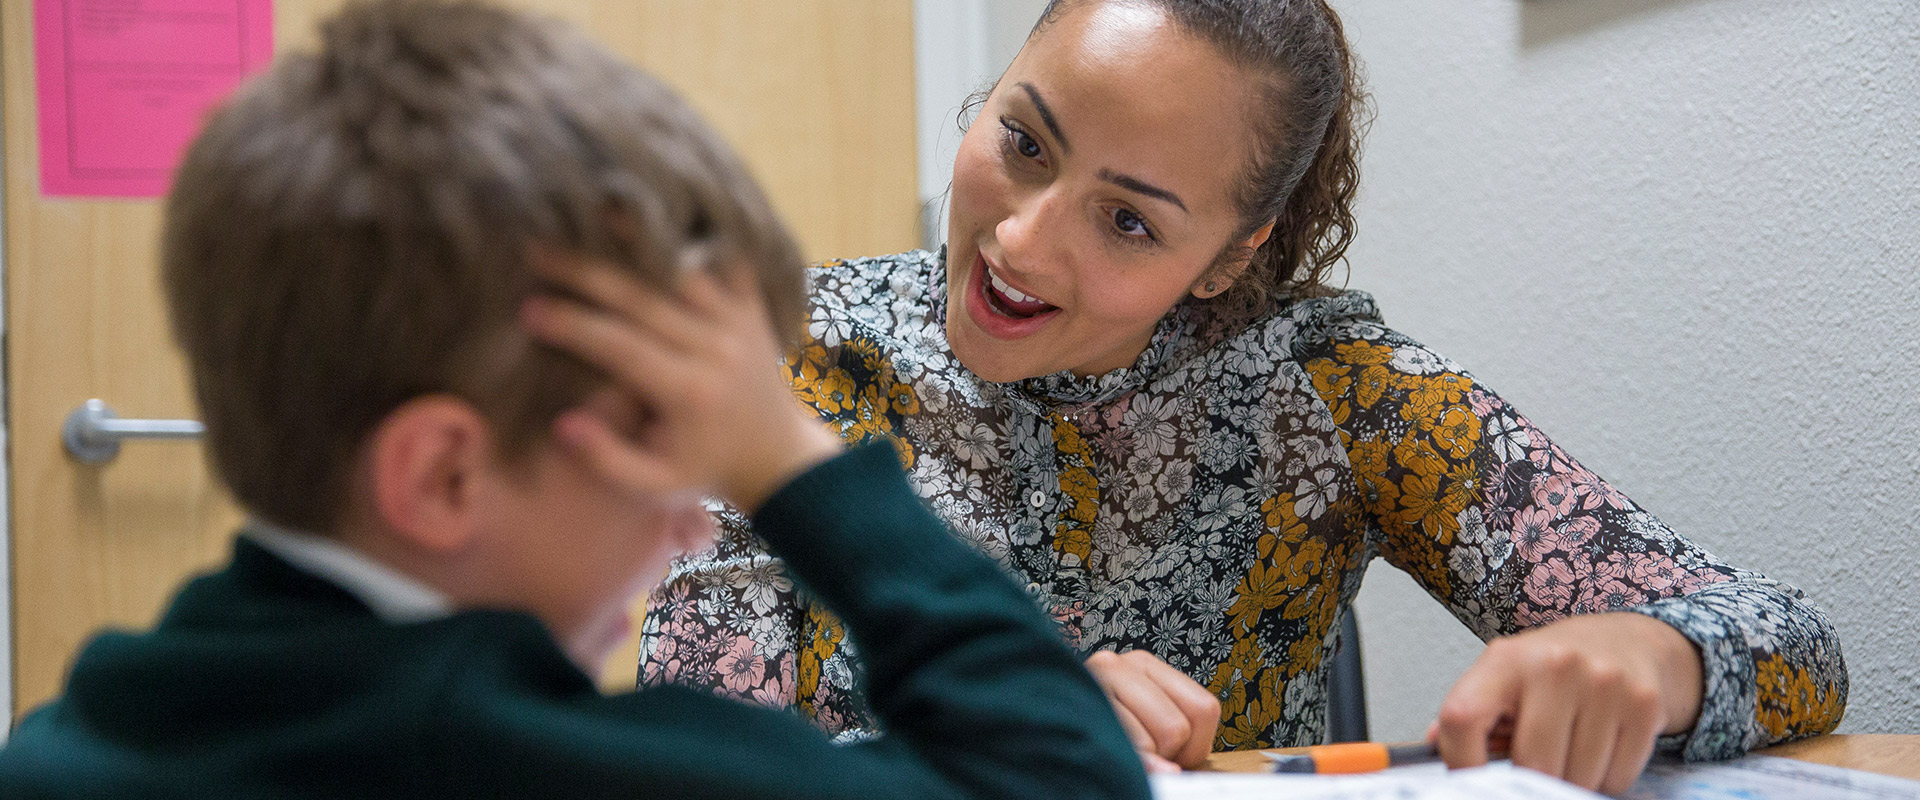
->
xmin=996 ymin=188 xmax=1059 ymax=265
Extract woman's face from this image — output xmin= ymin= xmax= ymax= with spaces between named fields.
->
xmin=944 ymin=0 xmax=1271 ymax=383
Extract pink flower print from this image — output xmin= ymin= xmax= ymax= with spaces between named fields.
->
xmin=1520 ymin=556 xmax=1591 ymax=621
xmin=716 ymin=636 xmax=768 ymax=697
xmin=1532 ymin=474 xmax=1579 ymax=516
xmin=747 ymin=653 xmax=797 ymax=708
xmin=1565 ymin=467 xmax=1630 ymax=512
xmin=1510 ymin=506 xmax=1562 ymax=560
xmin=1469 ymin=389 xmax=1499 ymax=417
xmin=642 ymin=634 xmax=684 ymax=686
xmin=1579 ymin=553 xmax=1648 ymax=612
xmin=1554 ymin=516 xmax=1602 ymax=549
xmin=1626 ymin=552 xmax=1728 ymax=597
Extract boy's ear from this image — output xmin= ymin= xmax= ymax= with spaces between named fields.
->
xmin=365 ymin=396 xmax=495 ymax=554
xmin=1191 ymin=219 xmax=1277 ymax=299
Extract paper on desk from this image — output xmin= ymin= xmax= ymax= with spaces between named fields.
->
xmin=1625 ymin=755 xmax=1920 ymax=800
xmin=1156 ymin=756 xmax=1920 ymax=800
xmin=1152 ymin=762 xmax=1604 ymax=800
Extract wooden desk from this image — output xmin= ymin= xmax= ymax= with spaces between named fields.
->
xmin=1205 ymin=734 xmax=1920 ymax=781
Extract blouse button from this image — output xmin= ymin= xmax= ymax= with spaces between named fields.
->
xmin=1029 ymin=490 xmax=1047 ymax=509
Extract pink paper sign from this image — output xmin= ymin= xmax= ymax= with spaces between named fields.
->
xmin=34 ymin=0 xmax=273 ymax=198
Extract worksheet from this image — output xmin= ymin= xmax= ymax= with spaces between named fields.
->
xmin=1153 ymin=756 xmax=1920 ymax=800
xmin=1625 ymin=756 xmax=1920 ymax=800
xmin=1152 ymin=762 xmax=1602 ymax=800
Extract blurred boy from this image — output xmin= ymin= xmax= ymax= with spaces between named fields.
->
xmin=0 ymin=2 xmax=1146 ymax=797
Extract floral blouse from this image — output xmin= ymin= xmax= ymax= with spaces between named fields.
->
xmin=640 ymin=249 xmax=1846 ymax=758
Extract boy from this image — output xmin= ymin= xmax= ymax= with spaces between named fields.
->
xmin=0 ymin=2 xmax=1147 ymax=797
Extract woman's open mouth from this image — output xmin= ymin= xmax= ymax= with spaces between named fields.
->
xmin=964 ymin=252 xmax=1061 ymax=340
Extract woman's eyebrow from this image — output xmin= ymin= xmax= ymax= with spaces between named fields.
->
xmin=1017 ymin=82 xmax=1071 ymax=155
xmin=1098 ymin=168 xmax=1189 ymax=214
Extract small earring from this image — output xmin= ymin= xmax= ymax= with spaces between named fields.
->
xmin=1204 ymin=281 xmax=1218 ymax=293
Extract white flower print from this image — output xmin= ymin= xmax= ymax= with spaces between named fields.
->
xmin=1193 ymin=486 xmax=1250 ymax=534
xmin=1123 ymin=483 xmax=1159 ymax=523
xmin=1154 ymin=459 xmax=1196 ymax=503
xmin=952 ymin=420 xmax=1000 ymax=471
xmin=729 ymin=559 xmax=795 ymax=616
xmin=1485 ymin=412 xmax=1531 ymax=463
xmin=1390 ymin=345 xmax=1449 ymax=375
xmin=1125 ymin=395 xmax=1182 ymax=458
xmin=1293 ymin=467 xmax=1341 ymax=520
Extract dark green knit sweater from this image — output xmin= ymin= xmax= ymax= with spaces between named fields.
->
xmin=0 ymin=444 xmax=1148 ymax=799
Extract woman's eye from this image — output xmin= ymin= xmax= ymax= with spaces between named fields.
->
xmin=1001 ymin=119 xmax=1043 ymax=163
xmin=1014 ymin=130 xmax=1041 ymax=159
xmin=1112 ymin=208 xmax=1153 ymax=239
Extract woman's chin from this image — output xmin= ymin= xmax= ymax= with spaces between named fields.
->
xmin=946 ymin=317 xmax=1043 ymax=384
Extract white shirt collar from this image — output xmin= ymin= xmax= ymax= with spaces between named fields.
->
xmin=244 ymin=521 xmax=453 ymax=624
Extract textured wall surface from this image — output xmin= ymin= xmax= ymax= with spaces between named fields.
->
xmin=1336 ymin=0 xmax=1920 ymax=740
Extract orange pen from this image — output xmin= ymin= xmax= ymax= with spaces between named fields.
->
xmin=1265 ymin=742 xmax=1449 ymax=774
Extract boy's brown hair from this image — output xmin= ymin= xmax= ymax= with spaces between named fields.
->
xmin=163 ymin=0 xmax=806 ymax=532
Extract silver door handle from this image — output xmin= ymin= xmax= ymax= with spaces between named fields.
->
xmin=62 ymin=399 xmax=206 ymax=465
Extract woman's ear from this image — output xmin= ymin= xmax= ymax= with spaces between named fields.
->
xmin=1192 ymin=220 xmax=1277 ymax=299
xmin=364 ymin=395 xmax=495 ymax=554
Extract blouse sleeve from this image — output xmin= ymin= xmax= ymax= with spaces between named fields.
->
xmin=640 ymin=499 xmax=878 ymax=739
xmin=638 ymin=504 xmax=806 ymax=709
xmin=1301 ymin=324 xmax=1847 ymax=761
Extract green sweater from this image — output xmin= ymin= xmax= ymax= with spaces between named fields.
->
xmin=0 ymin=444 xmax=1148 ymax=799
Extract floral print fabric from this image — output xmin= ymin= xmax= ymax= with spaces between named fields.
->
xmin=641 ymin=249 xmax=1845 ymax=757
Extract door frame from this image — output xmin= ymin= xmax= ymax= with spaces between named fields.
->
xmin=1 ymin=61 xmax=15 ymax=740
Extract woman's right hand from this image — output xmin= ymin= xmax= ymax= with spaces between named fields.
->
xmin=1084 ymin=649 xmax=1222 ymax=772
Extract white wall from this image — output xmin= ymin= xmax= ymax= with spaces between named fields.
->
xmin=913 ymin=0 xmax=1049 ymax=249
xmin=932 ymin=0 xmax=1920 ymax=741
xmin=1337 ymin=0 xmax=1920 ymax=740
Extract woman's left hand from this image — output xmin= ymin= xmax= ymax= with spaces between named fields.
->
xmin=1430 ymin=611 xmax=1704 ymax=794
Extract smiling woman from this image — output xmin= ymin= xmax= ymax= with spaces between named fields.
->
xmin=638 ymin=0 xmax=1848 ymax=793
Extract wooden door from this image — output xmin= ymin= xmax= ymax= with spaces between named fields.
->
xmin=5 ymin=0 xmax=917 ymax=718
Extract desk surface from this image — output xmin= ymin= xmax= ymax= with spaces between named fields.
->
xmin=1204 ymin=734 xmax=1920 ymax=781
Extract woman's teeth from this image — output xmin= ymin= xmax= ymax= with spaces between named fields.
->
xmin=989 ymin=269 xmax=1046 ymax=306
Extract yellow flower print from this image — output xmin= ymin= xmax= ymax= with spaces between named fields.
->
xmin=1756 ymin=653 xmax=1845 ymax=740
xmin=1428 ymin=404 xmax=1481 ymax=459
xmin=797 ymin=605 xmax=846 ymax=714
xmin=1051 ymin=416 xmax=1100 ymax=562
xmin=1305 ymin=360 xmax=1354 ymax=425
xmin=1334 ymin=340 xmax=1395 ymax=367
xmin=1261 ymin=493 xmax=1308 ymax=541
xmin=1355 ymin=365 xmax=1391 ymax=410
xmin=797 ymin=367 xmax=858 ymax=416
xmin=1207 ymin=640 xmax=1280 ymax=750
xmin=1394 ymin=438 xmax=1448 ymax=481
xmin=881 ymin=377 xmax=920 ymax=415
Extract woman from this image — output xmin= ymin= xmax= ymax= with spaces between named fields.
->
xmin=638 ymin=0 xmax=1845 ymax=792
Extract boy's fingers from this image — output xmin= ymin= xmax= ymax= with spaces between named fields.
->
xmin=521 ymin=296 xmax=691 ymax=399
xmin=532 ymin=251 xmax=709 ymax=351
xmin=553 ymin=411 xmax=695 ymax=497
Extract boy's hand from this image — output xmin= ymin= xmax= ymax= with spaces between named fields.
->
xmin=520 ymin=250 xmax=841 ymax=513
xmin=1429 ymin=611 xmax=1704 ymax=795
xmin=1084 ymin=649 xmax=1221 ymax=771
